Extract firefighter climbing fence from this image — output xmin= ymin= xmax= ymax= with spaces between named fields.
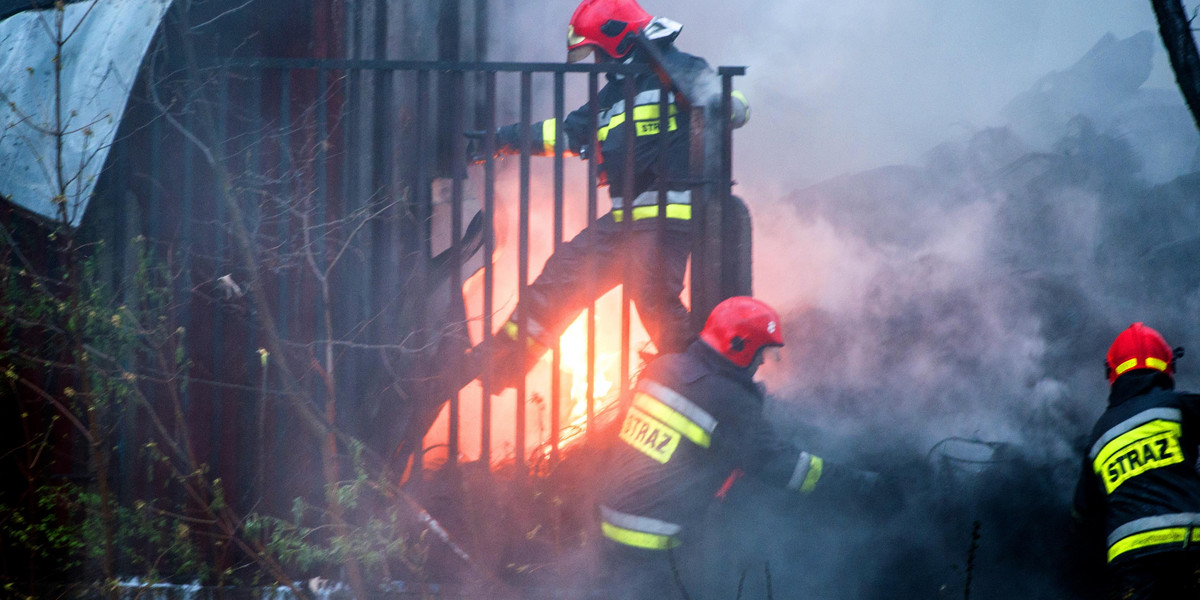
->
xmin=208 ymin=55 xmax=746 ymax=477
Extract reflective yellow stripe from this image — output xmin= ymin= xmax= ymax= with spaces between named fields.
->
xmin=501 ymin=320 xmax=547 ymax=350
xmin=731 ymin=89 xmax=750 ymax=125
xmin=619 ymin=405 xmax=683 ymax=463
xmin=1114 ymin=357 xmax=1139 ymax=376
xmin=1108 ymin=527 xmax=1200 ymax=562
xmin=541 ymin=119 xmax=557 ymax=155
xmin=800 ymin=455 xmax=823 ymax=493
xmin=1146 ymin=357 xmax=1169 ymax=371
xmin=612 ymin=204 xmax=691 ymax=222
xmin=502 ymin=321 xmax=519 ymax=340
xmin=632 ymin=392 xmax=710 ymax=448
xmin=601 ymin=521 xmax=680 ymax=550
xmin=1092 ymin=419 xmax=1184 ymax=493
xmin=597 ymin=105 xmax=678 ymax=141
xmin=1094 ymin=419 xmax=1182 ymax=470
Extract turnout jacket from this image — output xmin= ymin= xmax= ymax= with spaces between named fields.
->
xmin=498 ymin=41 xmax=711 ymax=230
xmin=1073 ymin=370 xmax=1200 ymax=564
xmin=597 ymin=341 xmax=868 ymax=550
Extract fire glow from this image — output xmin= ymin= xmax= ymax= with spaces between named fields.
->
xmin=421 ymin=286 xmax=649 ymax=470
xmin=420 ymin=170 xmax=687 ymax=471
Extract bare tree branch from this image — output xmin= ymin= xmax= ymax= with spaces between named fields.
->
xmin=1152 ymin=0 xmax=1200 ymax=133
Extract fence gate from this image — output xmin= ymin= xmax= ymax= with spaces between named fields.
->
xmin=208 ymin=53 xmax=748 ymax=480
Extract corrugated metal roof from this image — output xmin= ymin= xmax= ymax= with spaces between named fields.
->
xmin=0 ymin=0 xmax=173 ymax=226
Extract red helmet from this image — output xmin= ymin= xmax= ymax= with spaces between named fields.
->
xmin=1105 ymin=322 xmax=1174 ymax=385
xmin=700 ymin=297 xmax=785 ymax=368
xmin=567 ymin=0 xmax=653 ymax=63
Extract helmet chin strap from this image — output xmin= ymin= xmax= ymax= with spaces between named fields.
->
xmin=607 ymin=50 xmax=637 ymax=78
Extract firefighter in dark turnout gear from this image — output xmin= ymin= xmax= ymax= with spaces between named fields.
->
xmin=1073 ymin=322 xmax=1200 ymax=599
xmin=473 ymin=0 xmax=750 ymax=390
xmin=595 ymin=297 xmax=883 ymax=599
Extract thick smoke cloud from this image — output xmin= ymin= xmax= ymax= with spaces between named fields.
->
xmin=487 ymin=2 xmax=1200 ymax=598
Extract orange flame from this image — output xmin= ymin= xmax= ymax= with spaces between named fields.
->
xmin=421 ymin=286 xmax=651 ymax=471
xmin=419 ymin=179 xmax=685 ymax=473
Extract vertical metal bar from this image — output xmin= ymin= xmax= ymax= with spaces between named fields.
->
xmin=176 ymin=86 xmax=195 ymax=513
xmin=149 ymin=118 xmax=162 ymax=242
xmin=416 ymin=71 xmax=432 ymax=260
xmin=347 ymin=0 xmax=361 ymax=61
xmin=657 ymin=82 xmax=669 ymax=238
xmin=702 ymin=96 xmax=724 ymax=312
xmin=278 ymin=68 xmax=293 ymax=348
xmin=448 ymin=70 xmax=465 ymax=468
xmin=619 ymin=75 xmax=636 ymax=394
xmin=315 ymin=68 xmax=331 ymax=462
xmin=272 ymin=69 xmax=293 ymax=507
xmin=481 ymin=71 xmax=496 ymax=466
xmin=249 ymin=70 xmax=267 ymax=502
xmin=721 ymin=74 xmax=734 ymax=212
xmin=334 ymin=62 xmax=364 ymax=399
xmin=719 ymin=71 xmax=748 ymax=297
xmin=369 ymin=0 xmax=393 ymax=370
xmin=211 ymin=67 xmax=229 ymax=475
xmin=437 ymin=0 xmax=461 ymax=175
xmin=413 ymin=69 xmax=431 ymax=476
xmin=585 ymin=72 xmax=598 ymax=432
xmin=316 ymin=68 xmax=330 ymax=290
xmin=516 ymin=71 xmax=532 ymax=471
xmin=116 ymin=123 xmax=134 ymax=516
xmin=550 ymin=71 xmax=564 ymax=465
xmin=687 ymin=105 xmax=709 ymax=332
xmin=344 ymin=0 xmax=361 ymax=218
xmin=473 ymin=0 xmax=489 ymax=127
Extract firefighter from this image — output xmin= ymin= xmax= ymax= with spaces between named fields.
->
xmin=595 ymin=297 xmax=886 ymax=599
xmin=1073 ymin=322 xmax=1200 ymax=599
xmin=470 ymin=0 xmax=750 ymax=390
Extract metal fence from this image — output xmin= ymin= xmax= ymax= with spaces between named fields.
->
xmin=201 ymin=53 xmax=748 ymax=480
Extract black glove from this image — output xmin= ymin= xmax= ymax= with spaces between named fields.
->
xmin=464 ymin=130 xmax=490 ymax=164
xmin=464 ymin=125 xmax=520 ymax=164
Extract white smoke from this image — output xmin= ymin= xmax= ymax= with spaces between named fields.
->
xmin=485 ymin=2 xmax=1200 ymax=597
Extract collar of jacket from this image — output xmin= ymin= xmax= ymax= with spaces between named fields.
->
xmin=686 ymin=339 xmax=758 ymax=388
xmin=1108 ymin=370 xmax=1175 ymax=407
xmin=606 ymin=39 xmax=673 ymax=83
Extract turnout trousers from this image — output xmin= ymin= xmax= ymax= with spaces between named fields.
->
xmin=1108 ymin=551 xmax=1200 ymax=600
xmin=599 ymin=539 xmax=693 ymax=600
xmin=491 ymin=215 xmax=692 ymax=388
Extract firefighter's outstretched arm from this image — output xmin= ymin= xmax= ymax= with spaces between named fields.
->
xmin=729 ymin=407 xmax=901 ymax=512
xmin=466 ymin=99 xmax=594 ymax=163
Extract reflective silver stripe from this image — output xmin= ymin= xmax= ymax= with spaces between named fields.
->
xmin=638 ymin=380 xmax=717 ymax=435
xmin=786 ymin=451 xmax=815 ymax=491
xmin=610 ymin=189 xmax=692 ymax=210
xmin=1107 ymin=513 xmax=1200 ymax=548
xmin=504 ymin=315 xmax=551 ymax=347
xmin=600 ymin=505 xmax=682 ymax=536
xmin=597 ymin=89 xmax=675 ymax=129
xmin=1089 ymin=408 xmax=1182 ymax=460
xmin=525 ymin=316 xmax=550 ymax=345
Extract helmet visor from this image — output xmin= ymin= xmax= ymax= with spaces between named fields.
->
xmin=567 ymin=44 xmax=593 ymax=63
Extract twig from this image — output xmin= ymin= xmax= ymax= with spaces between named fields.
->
xmin=765 ymin=561 xmax=773 ymax=600
xmin=668 ymin=547 xmax=693 ymax=600
xmin=964 ymin=520 xmax=981 ymax=600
